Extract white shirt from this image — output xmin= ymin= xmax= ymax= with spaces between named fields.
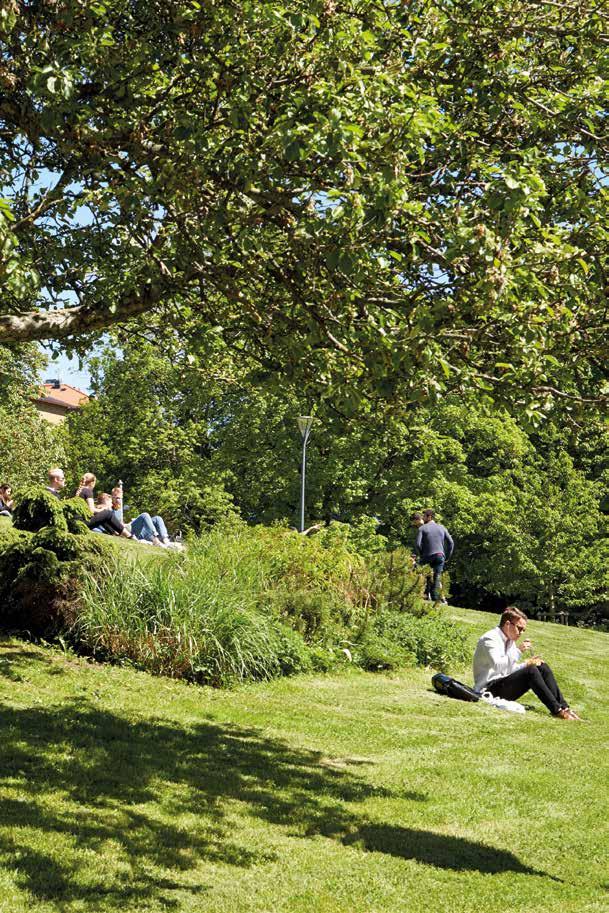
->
xmin=472 ymin=626 xmax=525 ymax=692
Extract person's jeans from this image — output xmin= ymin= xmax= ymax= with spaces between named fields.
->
xmin=486 ymin=663 xmax=567 ymax=716
xmin=130 ymin=512 xmax=168 ymax=542
xmin=423 ymin=553 xmax=445 ymax=601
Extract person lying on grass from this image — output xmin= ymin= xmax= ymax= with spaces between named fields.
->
xmin=473 ymin=606 xmax=582 ymax=721
xmin=90 ymin=491 xmax=182 ymax=549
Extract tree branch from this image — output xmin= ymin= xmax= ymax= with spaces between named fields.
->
xmin=0 ymin=281 xmax=165 ymax=343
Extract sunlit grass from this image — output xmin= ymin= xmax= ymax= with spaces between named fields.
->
xmin=0 ymin=608 xmax=606 ymax=913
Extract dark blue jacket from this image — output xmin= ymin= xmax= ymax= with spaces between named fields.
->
xmin=415 ymin=521 xmax=454 ymax=561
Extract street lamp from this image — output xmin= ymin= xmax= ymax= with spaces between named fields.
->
xmin=297 ymin=415 xmax=314 ymax=533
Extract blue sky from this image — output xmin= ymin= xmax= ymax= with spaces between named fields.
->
xmin=40 ymin=347 xmax=92 ymax=393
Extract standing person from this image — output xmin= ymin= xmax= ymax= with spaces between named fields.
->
xmin=0 ymin=483 xmax=14 ymax=517
xmin=473 ymin=607 xmax=581 ymax=720
xmin=415 ymin=508 xmax=454 ymax=603
xmin=46 ymin=467 xmax=66 ymax=497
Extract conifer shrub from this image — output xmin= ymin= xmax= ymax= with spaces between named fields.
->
xmin=0 ymin=513 xmax=114 ymax=633
xmin=12 ymin=487 xmax=68 ymax=533
xmin=62 ymin=497 xmax=92 ymax=534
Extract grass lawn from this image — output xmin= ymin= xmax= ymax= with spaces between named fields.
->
xmin=0 ymin=608 xmax=607 ymax=913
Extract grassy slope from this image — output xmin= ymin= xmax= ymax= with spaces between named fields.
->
xmin=0 ymin=609 xmax=607 ymax=913
xmin=0 ymin=514 xmax=171 ymax=563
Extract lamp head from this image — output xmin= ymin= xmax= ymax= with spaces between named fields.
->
xmin=297 ymin=415 xmax=314 ymax=438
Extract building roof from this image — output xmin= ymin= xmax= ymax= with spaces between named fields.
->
xmin=35 ymin=381 xmax=90 ymax=411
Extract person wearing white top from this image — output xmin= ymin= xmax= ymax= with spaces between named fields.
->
xmin=472 ymin=607 xmax=581 ymax=721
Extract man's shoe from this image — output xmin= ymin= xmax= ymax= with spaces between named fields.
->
xmin=555 ymin=708 xmax=576 ymax=721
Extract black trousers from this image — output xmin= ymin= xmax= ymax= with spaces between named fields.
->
xmin=487 ymin=663 xmax=567 ymax=716
xmin=87 ymin=509 xmax=125 ymax=536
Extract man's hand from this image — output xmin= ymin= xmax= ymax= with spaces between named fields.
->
xmin=520 ymin=639 xmax=533 ymax=652
xmin=526 ymin=655 xmax=543 ymax=667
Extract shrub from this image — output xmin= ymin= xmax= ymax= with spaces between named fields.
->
xmin=73 ymin=556 xmax=288 ymax=685
xmin=69 ymin=519 xmax=466 ymax=685
xmin=273 ymin=623 xmax=314 ymax=676
xmin=2 ymin=512 xmax=470 ymax=686
xmin=352 ymin=634 xmax=414 ymax=672
xmin=0 ymin=523 xmax=115 ymax=633
xmin=316 ymin=516 xmax=387 ymax=557
xmin=62 ymin=497 xmax=92 ymax=534
xmin=12 ymin=487 xmax=68 ymax=533
xmin=371 ymin=610 xmax=469 ymax=670
xmin=369 ymin=547 xmax=426 ymax=615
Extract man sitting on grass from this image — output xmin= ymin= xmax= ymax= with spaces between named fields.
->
xmin=46 ymin=467 xmax=66 ymax=497
xmin=473 ymin=606 xmax=582 ymax=721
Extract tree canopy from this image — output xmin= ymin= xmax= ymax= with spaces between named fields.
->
xmin=2 ymin=0 xmax=609 ymax=411
xmin=64 ymin=337 xmax=609 ymax=623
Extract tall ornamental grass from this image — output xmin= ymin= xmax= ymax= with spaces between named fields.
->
xmin=72 ymin=520 xmax=468 ymax=685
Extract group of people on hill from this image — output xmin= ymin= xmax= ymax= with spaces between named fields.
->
xmin=42 ymin=467 xmax=181 ymax=549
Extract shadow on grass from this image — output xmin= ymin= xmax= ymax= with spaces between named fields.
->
xmin=342 ymin=824 xmax=562 ymax=880
xmin=0 ymin=699 xmax=395 ymax=906
xmin=0 ymin=697 xmax=559 ymax=907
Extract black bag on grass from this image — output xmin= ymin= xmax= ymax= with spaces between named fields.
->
xmin=432 ymin=673 xmax=480 ymax=703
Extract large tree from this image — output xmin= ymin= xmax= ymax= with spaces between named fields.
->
xmin=2 ymin=0 xmax=609 ymax=410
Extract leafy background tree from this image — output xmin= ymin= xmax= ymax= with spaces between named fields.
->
xmin=2 ymin=1 xmax=609 ymax=625
xmin=64 ymin=339 xmax=609 ymax=624
xmin=0 ymin=345 xmax=66 ymax=490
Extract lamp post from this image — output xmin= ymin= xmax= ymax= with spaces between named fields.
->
xmin=297 ymin=415 xmax=314 ymax=533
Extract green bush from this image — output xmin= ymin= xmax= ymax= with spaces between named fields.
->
xmin=62 ymin=497 xmax=92 ymax=534
xmin=12 ymin=487 xmax=68 ymax=533
xmin=1 ymin=508 xmax=470 ymax=685
xmin=0 ymin=517 xmax=25 ymax=544
xmin=69 ymin=519 xmax=468 ymax=685
xmin=371 ymin=610 xmax=469 ymax=670
xmin=74 ymin=556 xmax=288 ymax=685
xmin=352 ymin=634 xmax=414 ymax=672
xmin=0 ymin=522 xmax=115 ymax=633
